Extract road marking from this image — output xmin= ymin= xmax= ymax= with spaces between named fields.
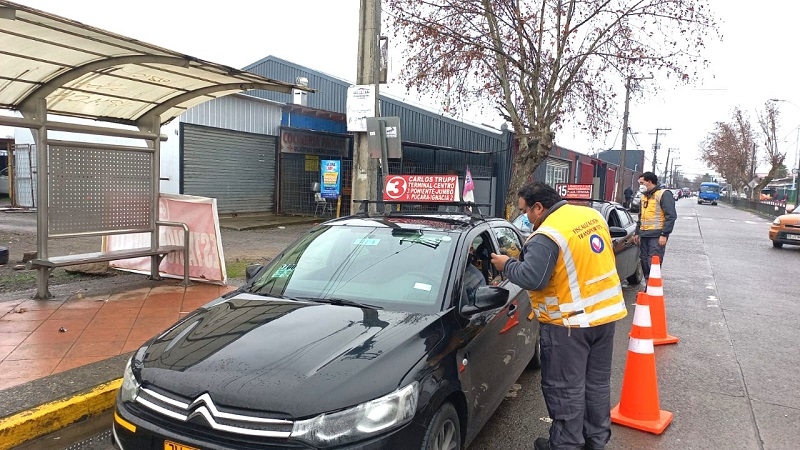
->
xmin=745 ymin=221 xmax=759 ymax=224
xmin=707 ymin=295 xmax=719 ymax=308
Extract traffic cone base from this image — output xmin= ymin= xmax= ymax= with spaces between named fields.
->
xmin=611 ymin=404 xmax=673 ymax=435
xmin=653 ymin=334 xmax=679 ymax=345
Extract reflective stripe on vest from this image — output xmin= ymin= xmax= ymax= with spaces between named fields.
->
xmin=640 ymin=190 xmax=666 ymax=230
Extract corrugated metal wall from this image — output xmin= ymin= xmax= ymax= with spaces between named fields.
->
xmin=180 ymin=94 xmax=282 ymax=136
xmin=245 ymin=57 xmax=350 ymax=113
xmin=181 ymin=124 xmax=277 ymax=214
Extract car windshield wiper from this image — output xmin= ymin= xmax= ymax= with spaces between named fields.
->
xmin=295 ymin=296 xmax=382 ymax=310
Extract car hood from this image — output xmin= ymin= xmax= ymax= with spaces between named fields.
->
xmin=136 ymin=293 xmax=444 ymax=418
xmin=777 ymin=214 xmax=800 ymax=225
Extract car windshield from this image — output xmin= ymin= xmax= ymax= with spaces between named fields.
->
xmin=700 ymin=185 xmax=720 ymax=193
xmin=248 ymin=224 xmax=456 ymax=312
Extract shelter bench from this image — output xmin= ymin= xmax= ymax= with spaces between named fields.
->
xmin=27 ymin=221 xmax=191 ymax=286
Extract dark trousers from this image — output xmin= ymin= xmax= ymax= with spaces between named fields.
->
xmin=639 ymin=237 xmax=666 ymax=280
xmin=540 ymin=321 xmax=616 ymax=450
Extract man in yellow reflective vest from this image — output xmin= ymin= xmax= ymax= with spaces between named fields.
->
xmin=490 ymin=181 xmax=627 ymax=450
xmin=632 ymin=172 xmax=677 ymax=284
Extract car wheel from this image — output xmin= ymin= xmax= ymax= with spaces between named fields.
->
xmin=527 ymin=334 xmax=541 ymax=370
xmin=422 ymin=402 xmax=461 ymax=450
xmin=773 ymin=241 xmax=783 ymax=248
xmin=626 ymin=259 xmax=643 ymax=285
xmin=712 ymin=202 xmax=717 ymax=206
xmin=697 ymin=200 xmax=701 ymax=204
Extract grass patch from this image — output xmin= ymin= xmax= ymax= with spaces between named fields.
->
xmin=225 ymin=259 xmax=263 ymax=280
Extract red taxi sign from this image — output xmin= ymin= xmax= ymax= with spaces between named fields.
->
xmin=556 ymin=183 xmax=593 ymax=200
xmin=383 ymin=175 xmax=459 ymax=202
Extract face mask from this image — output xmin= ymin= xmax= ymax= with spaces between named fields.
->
xmin=639 ymin=184 xmax=647 ymax=193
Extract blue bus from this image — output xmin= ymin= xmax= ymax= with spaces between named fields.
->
xmin=698 ymin=182 xmax=720 ymax=205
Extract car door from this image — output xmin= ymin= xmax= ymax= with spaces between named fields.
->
xmin=607 ymin=206 xmax=636 ymax=279
xmin=455 ymin=228 xmax=519 ymax=440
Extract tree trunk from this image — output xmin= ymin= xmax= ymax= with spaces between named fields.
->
xmin=503 ymin=129 xmax=554 ymax=219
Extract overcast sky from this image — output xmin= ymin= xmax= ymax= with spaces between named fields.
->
xmin=6 ymin=0 xmax=800 ymax=181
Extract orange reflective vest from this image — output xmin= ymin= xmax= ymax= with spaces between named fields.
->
xmin=640 ymin=190 xmax=667 ymax=231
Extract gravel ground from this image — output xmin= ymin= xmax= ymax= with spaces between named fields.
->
xmin=0 ymin=200 xmax=315 ymax=295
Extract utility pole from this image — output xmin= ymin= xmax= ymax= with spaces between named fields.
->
xmin=615 ymin=75 xmax=652 ymax=204
xmin=352 ymin=0 xmax=381 ymax=212
xmin=664 ymin=148 xmax=678 ymax=186
xmin=663 ymin=148 xmax=671 ymax=184
xmin=650 ymin=127 xmax=671 ymax=174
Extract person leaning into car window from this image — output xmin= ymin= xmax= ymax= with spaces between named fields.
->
xmin=633 ymin=171 xmax=677 ymax=285
xmin=489 ymin=181 xmax=627 ymax=450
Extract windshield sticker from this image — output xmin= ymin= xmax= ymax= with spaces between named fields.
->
xmin=414 ymin=282 xmax=432 ymax=291
xmin=353 ymin=238 xmax=380 ymax=246
xmin=272 ymin=264 xmax=296 ymax=278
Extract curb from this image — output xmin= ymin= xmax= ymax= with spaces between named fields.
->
xmin=0 ymin=378 xmax=121 ymax=450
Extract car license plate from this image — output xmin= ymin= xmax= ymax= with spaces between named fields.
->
xmin=787 ymin=234 xmax=800 ymax=240
xmin=164 ymin=441 xmax=199 ymax=450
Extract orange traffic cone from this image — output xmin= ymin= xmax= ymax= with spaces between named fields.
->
xmin=647 ymin=255 xmax=679 ymax=345
xmin=611 ymin=292 xmax=673 ymax=434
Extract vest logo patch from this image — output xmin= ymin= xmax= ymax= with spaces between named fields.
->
xmin=589 ymin=234 xmax=605 ymax=253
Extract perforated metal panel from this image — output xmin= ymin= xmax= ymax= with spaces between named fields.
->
xmin=48 ymin=145 xmax=154 ymax=235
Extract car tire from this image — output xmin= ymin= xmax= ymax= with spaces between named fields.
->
xmin=697 ymin=200 xmax=702 ymax=204
xmin=527 ymin=334 xmax=541 ymax=370
xmin=773 ymin=241 xmax=783 ymax=248
xmin=626 ymin=260 xmax=643 ymax=285
xmin=421 ymin=402 xmax=461 ymax=450
xmin=712 ymin=202 xmax=717 ymax=206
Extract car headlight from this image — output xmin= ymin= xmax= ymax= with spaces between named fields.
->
xmin=290 ymin=382 xmax=419 ymax=447
xmin=119 ymin=358 xmax=140 ymax=403
xmin=773 ymin=218 xmax=781 ymax=225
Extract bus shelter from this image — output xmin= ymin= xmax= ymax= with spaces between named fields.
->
xmin=0 ymin=1 xmax=311 ymax=298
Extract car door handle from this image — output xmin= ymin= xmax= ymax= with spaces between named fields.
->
xmin=507 ymin=302 xmax=517 ymax=317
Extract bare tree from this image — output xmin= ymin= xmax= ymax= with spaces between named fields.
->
xmin=754 ymin=102 xmax=787 ymax=198
xmin=700 ymin=108 xmax=759 ymax=194
xmin=386 ymin=0 xmax=719 ymax=215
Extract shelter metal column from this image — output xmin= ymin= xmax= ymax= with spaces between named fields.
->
xmin=139 ymin=115 xmax=161 ymax=281
xmin=21 ymin=98 xmax=50 ymax=299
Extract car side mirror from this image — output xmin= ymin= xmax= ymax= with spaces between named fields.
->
xmin=245 ymin=264 xmax=263 ymax=284
xmin=460 ymin=286 xmax=509 ymax=315
xmin=608 ymin=226 xmax=627 ymax=238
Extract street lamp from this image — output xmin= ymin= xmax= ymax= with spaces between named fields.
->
xmin=769 ymin=99 xmax=800 ymax=206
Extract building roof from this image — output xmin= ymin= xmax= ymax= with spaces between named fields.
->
xmin=0 ymin=1 xmax=310 ymax=125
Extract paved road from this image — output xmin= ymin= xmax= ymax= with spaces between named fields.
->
xmin=22 ymin=199 xmax=800 ymax=449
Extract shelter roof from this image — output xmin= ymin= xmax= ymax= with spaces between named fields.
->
xmin=0 ymin=1 xmax=310 ymax=125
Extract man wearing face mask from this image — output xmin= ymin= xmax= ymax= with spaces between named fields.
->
xmin=632 ymin=171 xmax=677 ymax=284
xmin=490 ymin=181 xmax=627 ymax=450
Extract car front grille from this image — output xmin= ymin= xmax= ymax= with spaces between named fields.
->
xmin=131 ymin=387 xmax=305 ymax=448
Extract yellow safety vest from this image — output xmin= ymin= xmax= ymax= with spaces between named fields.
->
xmin=640 ymin=190 xmax=666 ymax=231
xmin=526 ymin=204 xmax=627 ymax=327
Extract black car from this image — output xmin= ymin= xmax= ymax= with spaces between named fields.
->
xmin=512 ymin=199 xmax=642 ymax=286
xmin=113 ymin=205 xmax=542 ymax=450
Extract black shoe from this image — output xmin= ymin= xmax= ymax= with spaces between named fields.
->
xmin=534 ymin=437 xmax=550 ymax=450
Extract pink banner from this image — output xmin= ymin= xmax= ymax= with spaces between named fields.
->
xmin=103 ymin=193 xmax=227 ymax=284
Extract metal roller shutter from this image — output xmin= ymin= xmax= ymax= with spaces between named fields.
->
xmin=181 ymin=123 xmax=277 ymax=214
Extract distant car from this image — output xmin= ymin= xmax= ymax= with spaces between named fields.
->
xmin=512 ymin=199 xmax=642 ymax=286
xmin=114 ymin=206 xmax=542 ymax=450
xmin=681 ymin=187 xmax=691 ymax=198
xmin=0 ymin=167 xmax=8 ymax=196
xmin=769 ymin=207 xmax=800 ymax=248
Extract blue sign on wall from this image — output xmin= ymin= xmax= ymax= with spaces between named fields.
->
xmin=320 ymin=160 xmax=341 ymax=199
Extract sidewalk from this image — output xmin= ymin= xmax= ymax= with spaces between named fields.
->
xmin=0 ymin=212 xmax=322 ymax=448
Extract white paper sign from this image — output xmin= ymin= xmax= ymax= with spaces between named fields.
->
xmin=346 ymin=85 xmax=375 ymax=132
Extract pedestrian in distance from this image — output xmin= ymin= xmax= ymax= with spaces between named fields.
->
xmin=624 ymin=185 xmax=634 ymax=209
xmin=633 ymin=171 xmax=677 ymax=284
xmin=489 ymin=181 xmax=627 ymax=450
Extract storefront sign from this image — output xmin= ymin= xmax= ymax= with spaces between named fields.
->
xmin=320 ymin=160 xmax=341 ymax=199
xmin=383 ymin=175 xmax=459 ymax=202
xmin=346 ymin=85 xmax=375 ymax=132
xmin=556 ymin=183 xmax=593 ymax=199
xmin=280 ymin=127 xmax=349 ymax=157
